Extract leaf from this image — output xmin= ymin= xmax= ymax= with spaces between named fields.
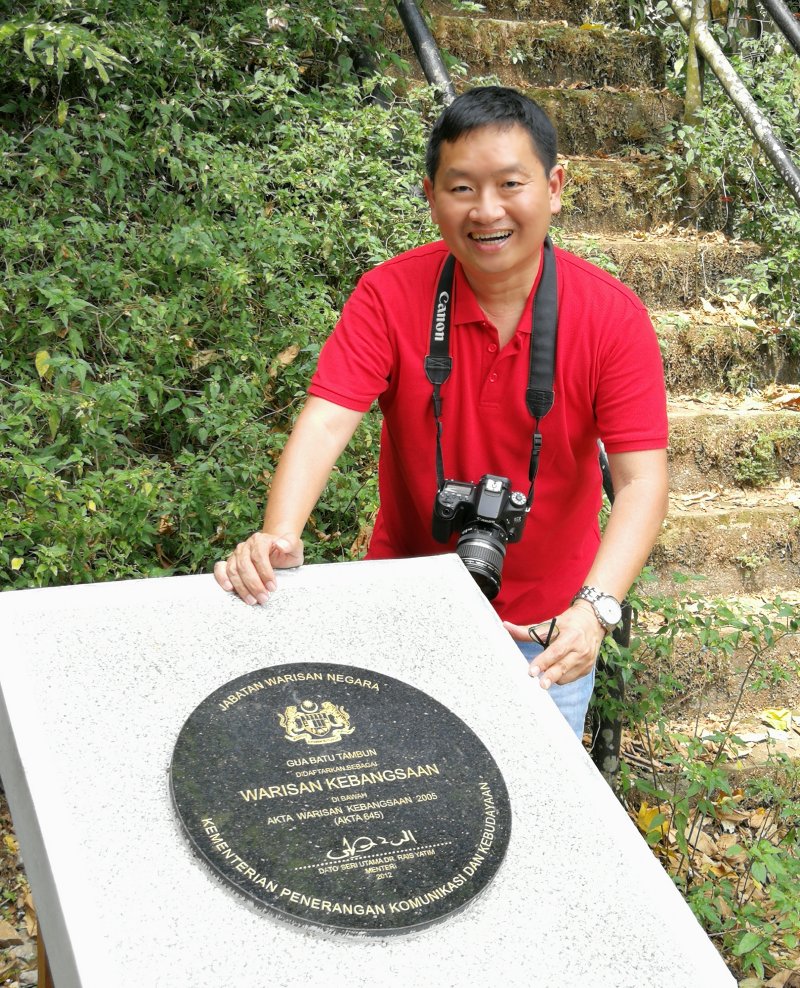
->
xmin=267 ymin=344 xmax=300 ymax=380
xmin=771 ymin=391 xmax=800 ymax=410
xmin=734 ymin=930 xmax=764 ymax=956
xmin=689 ymin=829 xmax=717 ymax=857
xmin=190 ymin=349 xmax=220 ymax=371
xmin=636 ymin=801 xmax=669 ymax=840
xmin=57 ymin=99 xmax=68 ymax=125
xmin=761 ymin=708 xmax=792 ymax=731
xmin=23 ymin=892 xmax=36 ymax=937
xmin=0 ymin=918 xmax=22 ymax=947
xmin=35 ymin=349 xmax=52 ymax=380
xmin=10 ymin=558 xmax=23 ymax=571
xmin=47 ymin=407 xmax=60 ymax=440
xmin=23 ymin=26 xmax=36 ymax=62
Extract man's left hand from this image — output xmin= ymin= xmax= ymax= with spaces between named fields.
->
xmin=503 ymin=603 xmax=605 ymax=688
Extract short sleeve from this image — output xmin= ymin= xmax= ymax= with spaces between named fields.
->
xmin=594 ymin=304 xmax=668 ymax=454
xmin=308 ymin=276 xmax=395 ymax=412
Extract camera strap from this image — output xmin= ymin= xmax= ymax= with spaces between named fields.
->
xmin=424 ymin=235 xmax=558 ymax=508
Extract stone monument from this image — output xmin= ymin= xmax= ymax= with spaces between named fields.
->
xmin=0 ymin=554 xmax=735 ymax=987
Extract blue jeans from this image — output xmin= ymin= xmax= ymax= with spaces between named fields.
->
xmin=516 ymin=640 xmax=595 ymax=739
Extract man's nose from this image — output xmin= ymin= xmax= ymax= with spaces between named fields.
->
xmin=469 ymin=190 xmax=505 ymax=224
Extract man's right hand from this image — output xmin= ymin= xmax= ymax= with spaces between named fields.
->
xmin=213 ymin=532 xmax=304 ymax=605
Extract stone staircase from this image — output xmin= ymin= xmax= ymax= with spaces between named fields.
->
xmin=389 ymin=0 xmax=800 ymax=602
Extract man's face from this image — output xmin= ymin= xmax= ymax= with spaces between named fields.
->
xmin=423 ymin=123 xmax=564 ymax=286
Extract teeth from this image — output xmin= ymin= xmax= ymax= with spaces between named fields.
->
xmin=470 ymin=231 xmax=512 ymax=243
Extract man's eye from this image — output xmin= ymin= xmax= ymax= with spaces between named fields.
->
xmin=450 ymin=185 xmax=472 ymax=193
xmin=503 ymin=181 xmax=522 ymax=189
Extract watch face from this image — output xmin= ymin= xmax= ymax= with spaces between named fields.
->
xmin=596 ymin=596 xmax=622 ymax=626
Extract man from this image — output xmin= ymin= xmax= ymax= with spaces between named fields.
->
xmin=214 ymin=87 xmax=669 ymax=738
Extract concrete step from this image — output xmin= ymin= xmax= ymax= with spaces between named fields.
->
xmin=656 ymin=310 xmax=800 ymax=393
xmin=528 ymin=86 xmax=681 ymax=156
xmin=668 ymin=395 xmax=800 ymax=490
xmin=559 ymin=233 xmax=761 ymax=309
xmin=555 ymin=156 xmax=676 ymax=233
xmin=391 ymin=16 xmax=666 ymax=88
xmin=650 ymin=482 xmax=800 ymax=596
xmin=400 ymin=78 xmax=680 ymax=157
xmin=435 ymin=0 xmax=630 ymax=27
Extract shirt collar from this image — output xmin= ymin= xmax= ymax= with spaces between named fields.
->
xmin=451 ymin=250 xmax=545 ymax=336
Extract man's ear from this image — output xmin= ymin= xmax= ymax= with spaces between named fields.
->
xmin=423 ymin=176 xmax=438 ymax=223
xmin=548 ymin=164 xmax=565 ymax=216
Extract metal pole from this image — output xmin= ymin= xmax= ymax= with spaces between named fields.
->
xmin=590 ymin=445 xmax=630 ymax=784
xmin=393 ymin=0 xmax=456 ymax=104
xmin=760 ymin=0 xmax=800 ymax=57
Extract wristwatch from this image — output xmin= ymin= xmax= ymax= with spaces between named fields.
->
xmin=572 ymin=585 xmax=622 ymax=633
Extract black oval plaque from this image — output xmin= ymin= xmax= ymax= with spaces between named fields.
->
xmin=170 ymin=662 xmax=511 ymax=935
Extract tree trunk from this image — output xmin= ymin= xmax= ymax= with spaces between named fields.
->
xmin=669 ymin=0 xmax=800 ymax=208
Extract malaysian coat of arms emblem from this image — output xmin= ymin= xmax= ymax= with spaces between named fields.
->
xmin=279 ymin=699 xmax=355 ymax=745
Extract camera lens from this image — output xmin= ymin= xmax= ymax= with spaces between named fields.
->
xmin=455 ymin=526 xmax=507 ymax=600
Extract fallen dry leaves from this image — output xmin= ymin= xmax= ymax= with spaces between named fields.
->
xmin=0 ymin=791 xmax=36 ymax=984
xmin=769 ymin=390 xmax=800 ymax=412
xmin=669 ymin=479 xmax=800 ymax=514
xmin=626 ymin=720 xmax=800 ymax=981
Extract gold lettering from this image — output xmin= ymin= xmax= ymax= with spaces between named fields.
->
xmin=239 ymin=780 xmax=324 ymax=801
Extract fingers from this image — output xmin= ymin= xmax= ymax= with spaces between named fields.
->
xmin=506 ymin=607 xmax=603 ymax=688
xmin=214 ymin=532 xmax=304 ymax=605
xmin=532 ymin=613 xmax=602 ymax=686
xmin=501 ymin=620 xmax=535 ymax=642
xmin=227 ymin=537 xmax=273 ymax=605
xmin=213 ymin=560 xmax=233 ymax=592
xmin=270 ymin=533 xmax=304 ymax=568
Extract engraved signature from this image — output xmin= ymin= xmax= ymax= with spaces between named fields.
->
xmin=325 ymin=830 xmax=418 ymax=861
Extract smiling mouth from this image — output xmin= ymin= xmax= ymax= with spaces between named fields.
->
xmin=468 ymin=230 xmax=513 ymax=244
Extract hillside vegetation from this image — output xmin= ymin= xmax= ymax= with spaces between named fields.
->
xmin=0 ymin=0 xmax=431 ymax=588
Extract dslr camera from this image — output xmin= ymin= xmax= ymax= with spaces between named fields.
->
xmin=432 ymin=474 xmax=528 ymax=600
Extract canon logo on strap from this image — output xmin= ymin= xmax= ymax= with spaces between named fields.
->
xmin=433 ymin=291 xmax=450 ymax=342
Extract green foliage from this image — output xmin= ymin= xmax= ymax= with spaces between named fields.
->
xmin=732 ymin=425 xmax=800 ymax=488
xmin=655 ymin=34 xmax=800 ymax=344
xmin=0 ymin=0 xmax=437 ymax=589
xmin=597 ymin=588 xmax=800 ymax=980
xmin=0 ymin=12 xmax=129 ymax=92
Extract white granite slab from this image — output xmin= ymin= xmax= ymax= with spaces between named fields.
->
xmin=0 ymin=555 xmax=734 ymax=987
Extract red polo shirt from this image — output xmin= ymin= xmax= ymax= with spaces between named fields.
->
xmin=309 ymin=241 xmax=667 ymax=623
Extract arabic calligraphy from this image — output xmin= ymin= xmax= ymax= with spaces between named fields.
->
xmin=326 ymin=830 xmax=418 ymax=861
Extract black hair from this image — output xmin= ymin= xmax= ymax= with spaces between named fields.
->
xmin=425 ymin=86 xmax=558 ymax=181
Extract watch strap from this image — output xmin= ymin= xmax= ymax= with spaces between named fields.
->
xmin=571 ymin=585 xmax=622 ymax=633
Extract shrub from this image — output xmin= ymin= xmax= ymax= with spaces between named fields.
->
xmin=0 ymin=0 xmax=437 ymax=589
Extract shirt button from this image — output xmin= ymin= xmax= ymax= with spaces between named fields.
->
xmin=487 ymin=343 xmax=497 ymax=353
xmin=489 ymin=372 xmax=498 ymax=383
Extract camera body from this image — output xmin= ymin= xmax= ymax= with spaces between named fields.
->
xmin=432 ymin=474 xmax=527 ymax=544
xmin=432 ymin=474 xmax=528 ymax=600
